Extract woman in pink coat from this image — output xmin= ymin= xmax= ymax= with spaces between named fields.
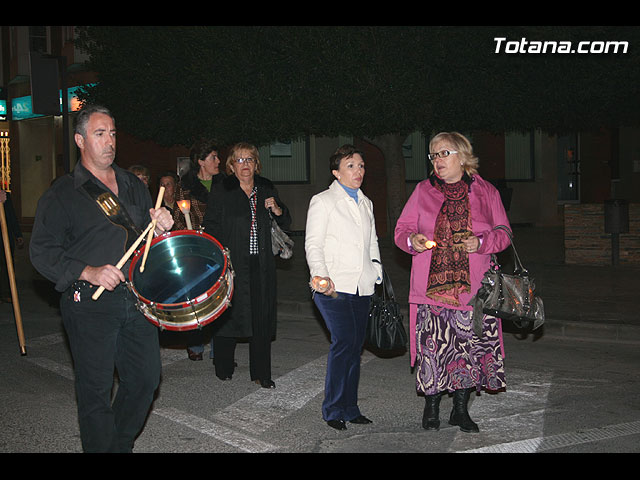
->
xmin=394 ymin=132 xmax=511 ymax=433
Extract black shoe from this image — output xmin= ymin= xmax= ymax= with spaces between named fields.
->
xmin=349 ymin=415 xmax=372 ymax=424
xmin=255 ymin=379 xmax=276 ymax=389
xmin=216 ymin=375 xmax=232 ymax=381
xmin=187 ymin=349 xmax=203 ymax=361
xmin=422 ymin=392 xmax=444 ymax=431
xmin=326 ymin=420 xmax=347 ymax=430
xmin=449 ymin=388 xmax=479 ymax=433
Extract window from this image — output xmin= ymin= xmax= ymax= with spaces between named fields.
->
xmin=29 ymin=26 xmax=48 ymax=54
xmin=505 ymin=130 xmax=535 ymax=181
xmin=258 ymin=138 xmax=309 ymax=183
xmin=404 ymin=131 xmax=429 ymax=181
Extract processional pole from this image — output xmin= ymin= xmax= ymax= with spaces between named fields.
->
xmin=0 ymin=131 xmax=27 ymax=355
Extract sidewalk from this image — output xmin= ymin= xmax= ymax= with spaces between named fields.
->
xmin=7 ymin=225 xmax=640 ymax=346
xmin=275 ymin=225 xmax=640 ymax=344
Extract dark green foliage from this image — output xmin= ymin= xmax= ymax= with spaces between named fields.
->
xmin=76 ymin=26 xmax=640 ymax=148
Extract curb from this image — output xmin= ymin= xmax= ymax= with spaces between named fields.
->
xmin=541 ymin=318 xmax=640 ymax=343
xmin=277 ymin=299 xmax=640 ymax=344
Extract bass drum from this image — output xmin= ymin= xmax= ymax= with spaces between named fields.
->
xmin=128 ymin=230 xmax=233 ymax=331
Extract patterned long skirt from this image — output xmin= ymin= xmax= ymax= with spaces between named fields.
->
xmin=416 ymin=304 xmax=506 ymax=395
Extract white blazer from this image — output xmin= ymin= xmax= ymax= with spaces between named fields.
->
xmin=305 ymin=180 xmax=382 ymax=296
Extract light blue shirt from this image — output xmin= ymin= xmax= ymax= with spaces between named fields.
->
xmin=338 ymin=182 xmax=359 ymax=203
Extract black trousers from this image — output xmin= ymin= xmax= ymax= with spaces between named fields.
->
xmin=60 ymin=281 xmax=161 ymax=453
xmin=213 ymin=255 xmax=272 ymax=382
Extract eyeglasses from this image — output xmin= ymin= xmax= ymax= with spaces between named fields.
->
xmin=427 ymin=150 xmax=458 ymax=161
xmin=236 ymin=157 xmax=255 ymax=164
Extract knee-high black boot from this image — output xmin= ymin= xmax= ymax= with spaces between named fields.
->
xmin=449 ymin=387 xmax=479 ymax=433
xmin=422 ymin=392 xmax=444 ymax=430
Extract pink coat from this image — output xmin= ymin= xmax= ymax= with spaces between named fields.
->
xmin=394 ymin=174 xmax=512 ymax=366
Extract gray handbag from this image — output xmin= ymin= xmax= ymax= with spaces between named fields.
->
xmin=270 ymin=211 xmax=294 ymax=259
xmin=469 ymin=225 xmax=545 ymax=337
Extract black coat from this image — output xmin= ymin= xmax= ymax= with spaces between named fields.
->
xmin=203 ymin=174 xmax=291 ymax=338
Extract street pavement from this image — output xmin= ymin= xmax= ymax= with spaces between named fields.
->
xmin=1 ymin=225 xmax=639 ymax=454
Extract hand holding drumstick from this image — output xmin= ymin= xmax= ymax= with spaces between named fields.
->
xmin=90 ymin=189 xmax=174 ymax=300
xmin=89 ymin=222 xmax=155 ymax=300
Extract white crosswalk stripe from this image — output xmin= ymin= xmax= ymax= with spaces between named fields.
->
xmin=21 ymin=332 xmax=637 ymax=453
xmin=462 ymin=421 xmax=640 ymax=453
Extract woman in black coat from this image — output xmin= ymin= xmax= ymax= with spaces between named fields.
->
xmin=203 ymin=142 xmax=291 ymax=388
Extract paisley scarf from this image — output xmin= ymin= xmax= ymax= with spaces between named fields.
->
xmin=426 ymin=175 xmax=472 ymax=306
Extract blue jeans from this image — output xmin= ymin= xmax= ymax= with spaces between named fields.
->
xmin=313 ymin=291 xmax=371 ymax=422
xmin=60 ymin=281 xmax=161 ymax=452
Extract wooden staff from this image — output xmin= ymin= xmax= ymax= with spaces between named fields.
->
xmin=91 ymin=221 xmax=154 ymax=301
xmin=0 ymin=202 xmax=26 ymax=355
xmin=140 ymin=186 xmax=164 ymax=273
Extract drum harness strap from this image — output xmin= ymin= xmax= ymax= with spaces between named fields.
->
xmin=78 ymin=177 xmax=144 ymax=252
xmin=65 ymin=173 xmax=146 ymax=301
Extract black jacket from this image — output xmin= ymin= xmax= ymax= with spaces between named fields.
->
xmin=30 ymin=162 xmax=153 ymax=292
xmin=203 ymin=174 xmax=291 ymax=338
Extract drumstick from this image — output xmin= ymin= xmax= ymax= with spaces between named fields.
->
xmin=140 ymin=186 xmax=165 ymax=273
xmin=92 ymin=221 xmax=155 ymax=301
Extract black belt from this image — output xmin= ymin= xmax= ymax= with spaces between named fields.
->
xmin=68 ymin=280 xmax=129 ymax=293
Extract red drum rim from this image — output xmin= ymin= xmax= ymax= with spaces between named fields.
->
xmin=128 ymin=229 xmax=229 ymax=311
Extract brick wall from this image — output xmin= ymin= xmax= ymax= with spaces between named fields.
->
xmin=564 ymin=203 xmax=640 ymax=265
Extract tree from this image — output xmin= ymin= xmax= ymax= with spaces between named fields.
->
xmin=75 ymin=26 xmax=640 ymax=231
xmin=76 ymin=26 xmax=434 ymax=228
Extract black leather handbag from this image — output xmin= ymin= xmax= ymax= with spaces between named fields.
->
xmin=469 ymin=225 xmax=545 ymax=337
xmin=366 ymin=261 xmax=408 ymax=351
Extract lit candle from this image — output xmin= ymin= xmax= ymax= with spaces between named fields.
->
xmin=178 ymin=200 xmax=192 ymax=230
xmin=311 ymin=276 xmax=337 ymax=298
xmin=311 ymin=276 xmax=327 ymax=292
xmin=425 ymin=240 xmax=437 ymax=249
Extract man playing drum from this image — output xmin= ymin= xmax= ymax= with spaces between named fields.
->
xmin=30 ymin=105 xmax=174 ymax=452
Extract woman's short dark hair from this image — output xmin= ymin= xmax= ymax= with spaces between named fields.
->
xmin=190 ymin=139 xmax=219 ymax=170
xmin=329 ymin=144 xmax=364 ymax=173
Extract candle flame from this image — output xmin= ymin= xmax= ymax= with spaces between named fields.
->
xmin=178 ymin=200 xmax=191 ymax=213
xmin=425 ymin=240 xmax=437 ymax=249
xmin=312 ymin=276 xmax=329 ymax=292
